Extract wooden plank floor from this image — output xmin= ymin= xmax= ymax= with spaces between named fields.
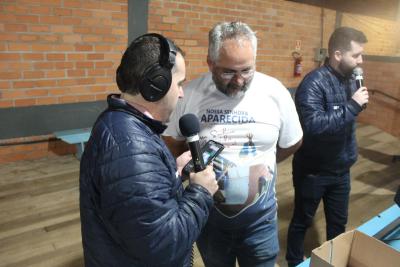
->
xmin=0 ymin=123 xmax=399 ymax=267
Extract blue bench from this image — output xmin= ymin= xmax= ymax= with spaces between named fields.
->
xmin=54 ymin=128 xmax=91 ymax=159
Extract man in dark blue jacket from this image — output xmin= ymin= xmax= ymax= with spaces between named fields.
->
xmin=79 ymin=33 xmax=218 ymax=267
xmin=286 ymin=27 xmax=369 ymax=267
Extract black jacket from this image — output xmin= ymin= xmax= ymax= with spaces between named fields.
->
xmin=79 ymin=94 xmax=213 ymax=267
xmin=293 ymin=64 xmax=363 ymax=174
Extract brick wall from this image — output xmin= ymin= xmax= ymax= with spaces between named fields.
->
xmin=147 ymin=0 xmax=400 ymax=139
xmin=341 ymin=14 xmax=400 ymax=138
xmin=148 ymin=0 xmax=336 ymax=88
xmin=342 ymin=14 xmax=400 ymax=56
xmin=358 ymin=60 xmax=400 ymax=138
xmin=1 ymin=0 xmax=399 ymax=163
xmin=0 ymin=0 xmax=127 ymax=163
xmin=0 ymin=0 xmax=126 ymax=108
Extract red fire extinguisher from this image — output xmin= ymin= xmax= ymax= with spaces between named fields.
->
xmin=292 ymin=51 xmax=302 ymax=77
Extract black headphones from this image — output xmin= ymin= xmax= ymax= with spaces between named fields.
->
xmin=138 ymin=33 xmax=177 ymax=102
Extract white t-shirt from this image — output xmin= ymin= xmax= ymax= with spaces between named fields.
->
xmin=165 ymin=72 xmax=302 ymax=218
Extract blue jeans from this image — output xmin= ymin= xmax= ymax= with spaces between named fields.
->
xmin=197 ymin=214 xmax=279 ymax=267
xmin=285 ymin=170 xmax=351 ymax=267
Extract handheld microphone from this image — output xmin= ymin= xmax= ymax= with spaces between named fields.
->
xmin=353 ymin=67 xmax=367 ymax=109
xmin=179 ymin=113 xmax=205 ymax=172
xmin=353 ymin=67 xmax=364 ymax=89
xmin=179 ymin=113 xmax=226 ymax=203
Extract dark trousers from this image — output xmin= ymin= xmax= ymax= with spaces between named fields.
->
xmin=285 ymin=170 xmax=351 ymax=267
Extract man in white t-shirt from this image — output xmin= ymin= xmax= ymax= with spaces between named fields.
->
xmin=163 ymin=21 xmax=303 ymax=267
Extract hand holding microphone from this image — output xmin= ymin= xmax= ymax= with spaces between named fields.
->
xmin=352 ymin=67 xmax=368 ymax=109
xmin=179 ymin=113 xmax=218 ymax=196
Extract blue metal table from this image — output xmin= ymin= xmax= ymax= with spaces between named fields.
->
xmin=297 ymin=204 xmax=400 ymax=266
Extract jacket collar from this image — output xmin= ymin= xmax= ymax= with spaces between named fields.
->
xmin=324 ymin=61 xmax=350 ymax=82
xmin=107 ymin=94 xmax=167 ymax=134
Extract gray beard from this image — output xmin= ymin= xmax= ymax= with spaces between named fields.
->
xmin=212 ymin=75 xmax=253 ymax=97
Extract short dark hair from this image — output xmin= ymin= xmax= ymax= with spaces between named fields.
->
xmin=116 ymin=34 xmax=183 ymax=95
xmin=328 ymin=27 xmax=367 ymax=56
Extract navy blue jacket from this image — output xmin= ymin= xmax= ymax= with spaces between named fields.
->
xmin=80 ymin=94 xmax=213 ymax=267
xmin=293 ymin=64 xmax=363 ymax=174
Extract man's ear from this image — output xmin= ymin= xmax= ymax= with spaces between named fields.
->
xmin=334 ymin=50 xmax=342 ymax=62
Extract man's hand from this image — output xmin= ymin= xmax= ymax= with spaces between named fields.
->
xmin=352 ymin=86 xmax=369 ymax=107
xmin=176 ymin=151 xmax=192 ymax=176
xmin=190 ymin=165 xmax=218 ymax=195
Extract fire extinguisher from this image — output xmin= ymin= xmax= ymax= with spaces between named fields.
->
xmin=292 ymin=51 xmax=302 ymax=77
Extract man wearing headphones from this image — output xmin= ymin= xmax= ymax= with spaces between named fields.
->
xmin=79 ymin=33 xmax=218 ymax=267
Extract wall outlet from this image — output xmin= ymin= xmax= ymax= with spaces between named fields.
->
xmin=314 ymin=48 xmax=327 ymax=62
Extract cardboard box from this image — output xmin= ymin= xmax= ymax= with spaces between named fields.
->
xmin=310 ymin=230 xmax=400 ymax=267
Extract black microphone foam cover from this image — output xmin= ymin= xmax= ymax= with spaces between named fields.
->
xmin=179 ymin=113 xmax=200 ymax=137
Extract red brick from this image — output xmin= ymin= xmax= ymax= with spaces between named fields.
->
xmin=8 ymin=43 xmax=31 ymax=51
xmin=64 ymin=0 xmax=82 ymax=8
xmin=89 ymin=85 xmax=107 ymax=92
xmin=46 ymin=70 xmax=65 ymax=78
xmin=16 ymin=15 xmax=39 ymax=23
xmin=76 ymin=61 xmax=94 ymax=69
xmin=95 ymin=61 xmax=114 ymax=68
xmin=25 ymin=89 xmax=48 ymax=97
xmin=95 ymin=93 xmax=109 ymax=101
xmin=46 ymin=53 xmax=66 ymax=61
xmin=0 ymin=53 xmax=21 ymax=61
xmin=73 ymin=9 xmax=92 ymax=17
xmin=34 ymin=62 xmax=54 ymax=70
xmin=82 ymin=36 xmax=102 ymax=42
xmin=53 ymin=44 xmax=75 ymax=52
xmin=88 ymin=69 xmax=105 ymax=76
xmin=75 ymin=44 xmax=93 ymax=51
xmin=49 ymin=88 xmax=68 ymax=95
xmin=0 ymin=34 xmax=18 ymax=42
xmin=4 ymin=24 xmax=28 ymax=32
xmin=54 ymin=8 xmax=72 ymax=16
xmin=0 ymin=14 xmax=17 ymax=23
xmin=30 ymin=25 xmax=50 ymax=32
xmin=0 ymin=100 xmax=14 ymax=108
xmin=36 ymin=97 xmax=58 ymax=105
xmin=52 ymin=25 xmax=73 ymax=33
xmin=15 ymin=98 xmax=36 ymax=107
xmin=67 ymin=53 xmax=85 ymax=61
xmin=55 ymin=62 xmax=73 ymax=69
xmin=77 ymin=78 xmax=95 ymax=85
xmin=69 ymin=86 xmax=90 ymax=94
xmin=23 ymin=71 xmax=44 ymax=79
xmin=30 ymin=5 xmax=51 ymax=14
xmin=0 ymin=71 xmax=21 ymax=79
xmin=62 ymin=34 xmax=82 ymax=43
xmin=35 ymin=80 xmax=57 ymax=88
xmin=0 ymin=81 xmax=10 ymax=89
xmin=40 ymin=35 xmax=59 ymax=42
xmin=87 ymin=53 xmax=104 ymax=60
xmin=31 ymin=44 xmax=53 ymax=52
xmin=73 ymin=26 xmax=92 ymax=34
xmin=40 ymin=16 xmax=62 ymax=24
xmin=1 ymin=90 xmax=25 ymax=99
xmin=77 ymin=94 xmax=96 ymax=102
xmin=59 ymin=95 xmax=78 ymax=103
xmin=67 ymin=69 xmax=85 ymax=77
xmin=62 ymin=17 xmax=81 ymax=25
xmin=13 ymin=80 xmax=35 ymax=89
xmin=58 ymin=79 xmax=77 ymax=86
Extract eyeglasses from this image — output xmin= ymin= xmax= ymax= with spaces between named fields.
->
xmin=218 ymin=68 xmax=255 ymax=80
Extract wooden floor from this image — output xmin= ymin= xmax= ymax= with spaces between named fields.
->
xmin=0 ymin=123 xmax=399 ymax=267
